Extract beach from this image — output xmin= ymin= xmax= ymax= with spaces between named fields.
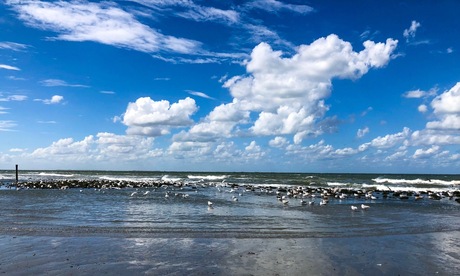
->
xmin=1 ymin=171 xmax=459 ymax=275
xmin=1 ymin=233 xmax=459 ymax=275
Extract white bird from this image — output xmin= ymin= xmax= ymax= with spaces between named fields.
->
xmin=282 ymin=199 xmax=289 ymax=205
xmin=130 ymin=192 xmax=138 ymax=197
xmin=208 ymin=201 xmax=214 ymax=208
xmin=143 ymin=191 xmax=150 ymax=195
xmin=361 ymin=204 xmax=370 ymax=210
xmin=351 ymin=205 xmax=358 ymax=211
xmin=232 ymin=196 xmax=238 ymax=201
xmin=308 ymin=201 xmax=315 ymax=205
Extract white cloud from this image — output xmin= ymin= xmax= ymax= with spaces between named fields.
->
xmin=385 ymin=150 xmax=407 ymax=161
xmin=223 ymin=34 xmax=397 ymax=142
xmin=0 ymin=41 xmax=28 ymax=51
xmin=334 ymin=147 xmax=358 ymax=156
xmin=245 ymin=0 xmax=314 ymax=14
xmin=413 ymin=145 xmax=440 ymax=159
xmin=122 ymin=97 xmax=198 ymax=136
xmin=175 ymin=5 xmax=239 ymax=24
xmin=0 ymin=64 xmax=20 ymax=71
xmin=0 ymin=120 xmax=17 ymax=131
xmin=365 ymin=127 xmax=410 ymax=149
xmin=357 ymin=127 xmax=370 ymax=138
xmin=0 ymin=107 xmax=9 ymax=114
xmin=269 ymin=136 xmax=288 ymax=148
xmin=403 ymin=20 xmax=421 ymax=41
xmin=418 ymin=104 xmax=428 ymax=113
xmin=29 ymin=133 xmax=158 ymax=163
xmin=244 ymin=141 xmax=265 ymax=159
xmin=7 ymin=0 xmax=201 ymax=54
xmin=186 ymin=90 xmax=215 ymax=100
xmin=427 ymin=82 xmax=460 ymax=130
xmin=411 ymin=129 xmax=460 ymax=146
xmin=40 ymin=79 xmax=89 ymax=88
xmin=403 ymin=87 xmax=437 ymax=99
xmin=34 ymin=95 xmax=64 ymax=104
xmin=174 ymin=102 xmax=249 ymax=142
xmin=100 ymin=90 xmax=115 ymax=94
xmin=0 ymin=94 xmax=28 ymax=101
xmin=403 ymin=89 xmax=425 ymax=98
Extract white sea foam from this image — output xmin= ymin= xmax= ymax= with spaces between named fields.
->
xmin=362 ymin=184 xmax=452 ymax=193
xmin=161 ymin=175 xmax=182 ymax=183
xmin=327 ymin=182 xmax=349 ymax=186
xmin=187 ymin=175 xmax=227 ymax=181
xmin=373 ymin=177 xmax=460 ymax=186
xmin=37 ymin=172 xmax=74 ymax=177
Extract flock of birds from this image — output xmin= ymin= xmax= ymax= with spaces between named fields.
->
xmin=126 ymin=181 xmax=380 ymax=212
xmin=90 ymin=178 xmax=458 ymax=212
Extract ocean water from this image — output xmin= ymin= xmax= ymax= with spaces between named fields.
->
xmin=0 ymin=170 xmax=459 ymax=238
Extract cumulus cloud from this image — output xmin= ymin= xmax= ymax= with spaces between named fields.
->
xmin=403 ymin=89 xmax=425 ymax=98
xmin=418 ymin=104 xmax=428 ymax=113
xmin=357 ymin=127 xmax=370 ymax=138
xmin=269 ymin=136 xmax=288 ymax=148
xmin=30 ymin=133 xmax=158 ymax=163
xmin=411 ymin=129 xmax=460 ymax=146
xmin=244 ymin=141 xmax=265 ymax=159
xmin=223 ymin=34 xmax=397 ymax=142
xmin=403 ymin=20 xmax=421 ymax=41
xmin=403 ymin=87 xmax=437 ymax=99
xmin=413 ymin=145 xmax=440 ymax=159
xmin=427 ymin=82 xmax=460 ymax=130
xmin=7 ymin=0 xmax=201 ymax=54
xmin=359 ymin=127 xmax=410 ymax=151
xmin=34 ymin=95 xmax=64 ymax=104
xmin=122 ymin=97 xmax=198 ymax=136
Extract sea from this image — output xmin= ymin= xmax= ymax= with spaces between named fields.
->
xmin=0 ymin=170 xmax=459 ymax=238
xmin=0 ymin=170 xmax=459 ymax=275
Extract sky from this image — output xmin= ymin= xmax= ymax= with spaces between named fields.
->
xmin=0 ymin=0 xmax=459 ymax=173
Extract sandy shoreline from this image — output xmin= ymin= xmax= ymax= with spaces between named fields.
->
xmin=1 ymin=231 xmax=459 ymax=275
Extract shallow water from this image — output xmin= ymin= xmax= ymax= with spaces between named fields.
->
xmin=0 ymin=185 xmax=459 ymax=238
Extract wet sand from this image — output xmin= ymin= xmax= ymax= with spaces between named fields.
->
xmin=1 ymin=231 xmax=459 ymax=275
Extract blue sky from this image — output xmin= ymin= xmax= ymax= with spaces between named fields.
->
xmin=1 ymin=0 xmax=459 ymax=173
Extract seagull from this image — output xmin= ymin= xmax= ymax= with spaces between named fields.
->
xmin=130 ymin=191 xmax=138 ymax=197
xmin=282 ymin=199 xmax=289 ymax=205
xmin=351 ymin=205 xmax=358 ymax=211
xmin=361 ymin=204 xmax=370 ymax=210
xmin=208 ymin=201 xmax=214 ymax=208
xmin=232 ymin=196 xmax=238 ymax=201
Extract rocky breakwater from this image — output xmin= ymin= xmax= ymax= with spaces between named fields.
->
xmin=14 ymin=178 xmax=187 ymax=190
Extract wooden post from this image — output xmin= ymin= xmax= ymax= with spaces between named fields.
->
xmin=15 ymin=164 xmax=18 ymax=184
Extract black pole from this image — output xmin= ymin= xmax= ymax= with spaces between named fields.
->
xmin=15 ymin=164 xmax=18 ymax=184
